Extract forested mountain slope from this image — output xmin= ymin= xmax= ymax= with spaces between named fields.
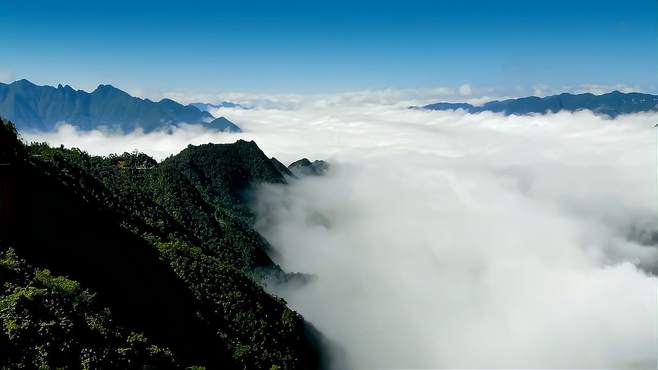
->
xmin=0 ymin=118 xmax=325 ymax=369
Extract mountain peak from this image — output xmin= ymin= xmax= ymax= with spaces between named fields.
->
xmin=288 ymin=158 xmax=329 ymax=177
xmin=92 ymin=84 xmax=122 ymax=94
xmin=56 ymin=83 xmax=75 ymax=91
xmin=204 ymin=116 xmax=242 ymax=132
xmin=0 ymin=81 xmax=240 ymax=132
xmin=11 ymin=79 xmax=36 ymax=87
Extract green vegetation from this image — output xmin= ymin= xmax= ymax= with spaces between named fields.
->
xmin=155 ymin=239 xmax=319 ymax=369
xmin=0 ymin=247 xmax=177 ymax=369
xmin=26 ymin=140 xmax=284 ymax=273
xmin=0 ymin=117 xmax=323 ymax=369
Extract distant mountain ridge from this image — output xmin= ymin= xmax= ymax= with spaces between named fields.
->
xmin=419 ymin=91 xmax=658 ymax=117
xmin=0 ymin=79 xmax=242 ymax=132
xmin=204 ymin=116 xmax=242 ymax=132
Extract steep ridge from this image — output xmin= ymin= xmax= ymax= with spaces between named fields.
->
xmin=0 ymin=118 xmax=325 ymax=369
xmin=271 ymin=157 xmax=294 ymax=177
xmin=0 ymin=119 xmax=231 ymax=367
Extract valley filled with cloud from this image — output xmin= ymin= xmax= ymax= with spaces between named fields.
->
xmin=23 ymin=103 xmax=658 ymax=368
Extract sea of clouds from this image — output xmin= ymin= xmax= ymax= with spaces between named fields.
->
xmin=22 ymin=103 xmax=658 ymax=368
xmin=161 ymin=82 xmax=646 ymax=109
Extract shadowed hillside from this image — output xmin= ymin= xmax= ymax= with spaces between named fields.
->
xmin=0 ymin=117 xmax=325 ymax=369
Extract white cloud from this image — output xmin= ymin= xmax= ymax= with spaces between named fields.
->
xmin=21 ymin=106 xmax=658 ymax=368
xmin=158 ymin=82 xmax=654 ymax=111
xmin=164 ymin=86 xmax=462 ymax=109
xmin=458 ymin=83 xmax=472 ymax=96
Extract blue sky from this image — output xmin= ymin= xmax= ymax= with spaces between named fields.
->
xmin=1 ymin=0 xmax=656 ymax=97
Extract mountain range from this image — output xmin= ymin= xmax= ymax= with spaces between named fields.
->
xmin=0 ymin=116 xmax=334 ymax=369
xmin=0 ymin=79 xmax=241 ymax=133
xmin=419 ymin=91 xmax=658 ymax=117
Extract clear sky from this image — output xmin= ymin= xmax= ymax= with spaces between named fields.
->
xmin=1 ymin=0 xmax=656 ymax=97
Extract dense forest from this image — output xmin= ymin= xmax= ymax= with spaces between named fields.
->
xmin=0 ymin=117 xmax=329 ymax=369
